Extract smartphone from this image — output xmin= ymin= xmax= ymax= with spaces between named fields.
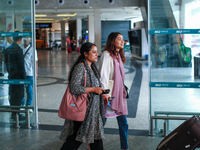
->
xmin=102 ymin=89 xmax=110 ymax=94
xmin=108 ymin=97 xmax=115 ymax=101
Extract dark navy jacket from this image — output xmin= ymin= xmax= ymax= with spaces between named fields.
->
xmin=4 ymin=42 xmax=26 ymax=79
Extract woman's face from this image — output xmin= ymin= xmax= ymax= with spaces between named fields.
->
xmin=85 ymin=45 xmax=98 ymax=63
xmin=114 ymin=34 xmax=124 ymax=52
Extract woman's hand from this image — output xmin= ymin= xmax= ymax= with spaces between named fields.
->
xmin=103 ymin=95 xmax=109 ymax=105
xmin=93 ymin=87 xmax=105 ymax=95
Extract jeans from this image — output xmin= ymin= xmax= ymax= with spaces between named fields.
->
xmin=105 ymin=115 xmax=129 ymax=149
xmin=21 ymin=76 xmax=33 ymax=106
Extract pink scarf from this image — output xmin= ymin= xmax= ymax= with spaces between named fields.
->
xmin=110 ymin=54 xmax=128 ymax=115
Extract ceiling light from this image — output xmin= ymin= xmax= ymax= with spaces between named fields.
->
xmin=35 ymin=14 xmax=47 ymax=17
xmin=107 ymin=0 xmax=114 ymax=5
xmin=62 ymin=17 xmax=70 ymax=20
xmin=57 ymin=13 xmax=76 ymax=17
xmin=36 ymin=18 xmax=54 ymax=20
xmin=83 ymin=0 xmax=89 ymax=5
xmin=36 ymin=20 xmax=59 ymax=23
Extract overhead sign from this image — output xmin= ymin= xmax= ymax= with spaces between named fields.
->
xmin=0 ymin=79 xmax=33 ymax=85
xmin=150 ymin=82 xmax=200 ymax=88
xmin=0 ymin=32 xmax=31 ymax=37
xmin=149 ymin=29 xmax=200 ymax=34
xmin=36 ymin=23 xmax=52 ymax=28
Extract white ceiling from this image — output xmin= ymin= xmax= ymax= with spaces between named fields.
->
xmin=35 ymin=7 xmax=143 ymax=23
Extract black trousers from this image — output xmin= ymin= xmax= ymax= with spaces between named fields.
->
xmin=60 ymin=121 xmax=104 ymax=150
xmin=9 ymin=84 xmax=24 ymax=106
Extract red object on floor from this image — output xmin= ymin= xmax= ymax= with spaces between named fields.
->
xmin=77 ymin=47 xmax=80 ymax=52
xmin=68 ymin=47 xmax=72 ymax=52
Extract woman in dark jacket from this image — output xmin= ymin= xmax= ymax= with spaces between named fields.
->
xmin=60 ymin=42 xmax=108 ymax=150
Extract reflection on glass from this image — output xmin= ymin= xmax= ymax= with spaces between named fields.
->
xmin=150 ymin=34 xmax=192 ymax=68
xmin=0 ymin=0 xmax=35 ymax=126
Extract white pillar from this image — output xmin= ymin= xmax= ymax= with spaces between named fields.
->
xmin=94 ymin=9 xmax=102 ymax=55
xmin=60 ymin=21 xmax=66 ymax=49
xmin=87 ymin=15 xmax=95 ymax=43
xmin=6 ymin=10 xmax=14 ymax=47
xmin=6 ymin=10 xmax=14 ymax=32
xmin=16 ymin=15 xmax=23 ymax=32
xmin=76 ymin=18 xmax=82 ymax=47
xmin=131 ymin=20 xmax=134 ymax=29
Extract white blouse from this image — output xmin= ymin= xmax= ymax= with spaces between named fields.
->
xmin=99 ymin=51 xmax=114 ymax=92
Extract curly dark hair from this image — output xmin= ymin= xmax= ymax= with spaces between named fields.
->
xmin=104 ymin=32 xmax=126 ymax=63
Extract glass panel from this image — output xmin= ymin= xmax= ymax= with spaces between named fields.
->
xmin=0 ymin=0 xmax=35 ymax=127
xmin=150 ymin=0 xmax=200 ymax=30
xmin=149 ymin=0 xmax=200 ymax=136
xmin=150 ymin=33 xmax=200 ymax=82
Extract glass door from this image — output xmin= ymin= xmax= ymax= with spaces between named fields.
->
xmin=0 ymin=0 xmax=37 ymax=128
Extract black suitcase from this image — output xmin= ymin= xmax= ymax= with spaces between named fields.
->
xmin=157 ymin=116 xmax=200 ymax=150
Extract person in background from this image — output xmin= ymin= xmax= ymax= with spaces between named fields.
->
xmin=66 ymin=36 xmax=71 ymax=48
xmin=6 ymin=23 xmax=38 ymax=113
xmin=82 ymin=37 xmax=86 ymax=44
xmin=78 ymin=36 xmax=82 ymax=48
xmin=4 ymin=28 xmax=26 ymax=120
xmin=59 ymin=42 xmax=108 ymax=150
xmin=21 ymin=37 xmax=38 ymax=111
xmin=124 ymin=40 xmax=129 ymax=45
xmin=71 ymin=36 xmax=76 ymax=51
xmin=99 ymin=32 xmax=129 ymax=150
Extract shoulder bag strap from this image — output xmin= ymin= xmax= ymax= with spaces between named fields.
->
xmin=24 ymin=46 xmax=31 ymax=57
xmin=84 ymin=68 xmax=87 ymax=86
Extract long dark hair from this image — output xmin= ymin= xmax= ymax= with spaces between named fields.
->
xmin=104 ymin=32 xmax=126 ymax=63
xmin=68 ymin=42 xmax=100 ymax=82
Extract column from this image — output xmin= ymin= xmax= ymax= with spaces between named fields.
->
xmin=6 ymin=10 xmax=14 ymax=32
xmin=60 ymin=21 xmax=66 ymax=50
xmin=94 ymin=9 xmax=102 ymax=55
xmin=76 ymin=18 xmax=82 ymax=47
xmin=87 ymin=15 xmax=95 ymax=43
xmin=16 ymin=15 xmax=23 ymax=32
xmin=6 ymin=10 xmax=14 ymax=47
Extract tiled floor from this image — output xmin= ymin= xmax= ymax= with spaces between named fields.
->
xmin=1 ymin=49 xmax=200 ymax=149
xmin=0 ymin=126 xmax=163 ymax=150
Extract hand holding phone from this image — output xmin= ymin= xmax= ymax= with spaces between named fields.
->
xmin=108 ymin=97 xmax=115 ymax=101
xmin=102 ymin=89 xmax=110 ymax=94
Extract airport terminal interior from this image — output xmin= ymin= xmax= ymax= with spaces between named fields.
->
xmin=1 ymin=0 xmax=200 ymax=149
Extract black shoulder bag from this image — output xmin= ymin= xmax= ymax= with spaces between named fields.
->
xmin=119 ymin=65 xmax=129 ymax=99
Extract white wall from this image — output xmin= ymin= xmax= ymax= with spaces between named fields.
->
xmin=52 ymin=22 xmax=69 ymax=30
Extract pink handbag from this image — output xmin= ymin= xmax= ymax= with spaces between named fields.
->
xmin=58 ymin=69 xmax=89 ymax=121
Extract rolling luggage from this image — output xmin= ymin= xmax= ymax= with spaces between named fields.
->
xmin=67 ymin=47 xmax=72 ymax=53
xmin=77 ymin=47 xmax=80 ymax=52
xmin=157 ymin=116 xmax=200 ymax=150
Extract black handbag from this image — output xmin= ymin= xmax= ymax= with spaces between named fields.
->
xmin=124 ymin=85 xmax=129 ymax=98
xmin=119 ymin=66 xmax=129 ymax=99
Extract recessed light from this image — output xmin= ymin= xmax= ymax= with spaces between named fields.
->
xmin=35 ymin=14 xmax=47 ymax=17
xmin=57 ymin=13 xmax=76 ymax=17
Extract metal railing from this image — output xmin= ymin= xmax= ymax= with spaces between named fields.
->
xmin=150 ymin=116 xmax=189 ymax=136
xmin=150 ymin=111 xmax=200 ymax=136
xmin=154 ymin=111 xmax=200 ymax=132
xmin=0 ymin=105 xmax=34 ymax=129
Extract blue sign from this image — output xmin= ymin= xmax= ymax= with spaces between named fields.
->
xmin=0 ymin=32 xmax=32 ymax=37
xmin=150 ymin=82 xmax=200 ymax=88
xmin=149 ymin=29 xmax=200 ymax=34
xmin=0 ymin=79 xmax=33 ymax=85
